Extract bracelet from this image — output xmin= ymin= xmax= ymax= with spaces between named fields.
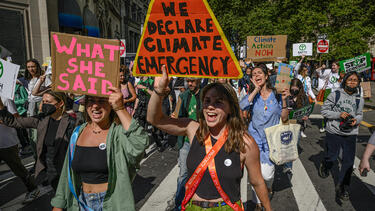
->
xmin=154 ymin=89 xmax=168 ymax=97
xmin=282 ymin=107 xmax=288 ymax=109
xmin=113 ymin=106 xmax=125 ymax=111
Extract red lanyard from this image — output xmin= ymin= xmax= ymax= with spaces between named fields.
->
xmin=181 ymin=128 xmax=243 ymax=211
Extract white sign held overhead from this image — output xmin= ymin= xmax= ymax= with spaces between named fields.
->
xmin=293 ymin=43 xmax=313 ymax=57
xmin=317 ymin=39 xmax=329 ymax=54
xmin=120 ymin=39 xmax=126 ymax=58
xmin=0 ymin=59 xmax=19 ymax=99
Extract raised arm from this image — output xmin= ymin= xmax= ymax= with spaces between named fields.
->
xmin=147 ymin=65 xmax=198 ymax=142
xmin=108 ymin=87 xmax=132 ymax=131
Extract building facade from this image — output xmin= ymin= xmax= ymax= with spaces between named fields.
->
xmin=0 ymin=0 xmax=148 ymax=68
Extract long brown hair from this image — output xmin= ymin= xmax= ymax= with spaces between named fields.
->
xmin=290 ymin=78 xmax=307 ymax=108
xmin=196 ymin=83 xmax=246 ymax=153
xmin=25 ymin=59 xmax=43 ymax=80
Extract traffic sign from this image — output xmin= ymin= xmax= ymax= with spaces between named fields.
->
xmin=120 ymin=39 xmax=126 ymax=58
xmin=317 ymin=39 xmax=329 ymax=54
xmin=317 ymin=34 xmax=328 ymax=40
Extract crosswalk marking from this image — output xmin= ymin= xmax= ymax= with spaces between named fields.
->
xmin=140 ymin=165 xmax=179 ymax=211
xmin=291 ymin=158 xmax=326 ymax=211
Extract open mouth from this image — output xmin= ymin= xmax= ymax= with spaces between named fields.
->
xmin=92 ymin=110 xmax=103 ymax=119
xmin=206 ymin=112 xmax=218 ymax=122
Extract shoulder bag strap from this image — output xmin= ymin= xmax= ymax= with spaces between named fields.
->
xmin=67 ymin=125 xmax=93 ymax=211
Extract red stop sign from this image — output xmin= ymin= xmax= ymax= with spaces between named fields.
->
xmin=317 ymin=39 xmax=329 ymax=53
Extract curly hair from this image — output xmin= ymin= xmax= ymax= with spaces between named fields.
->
xmin=196 ymin=83 xmax=247 ymax=153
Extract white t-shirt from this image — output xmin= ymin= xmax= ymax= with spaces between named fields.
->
xmin=317 ymin=69 xmax=340 ymax=91
xmin=0 ymin=97 xmax=20 ymax=149
xmin=27 ymin=75 xmax=52 ymax=103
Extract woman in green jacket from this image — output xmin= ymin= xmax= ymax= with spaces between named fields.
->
xmin=51 ymin=87 xmax=149 ymax=211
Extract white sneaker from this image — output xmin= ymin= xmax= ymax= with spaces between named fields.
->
xmin=319 ymin=128 xmax=325 ymax=133
xmin=301 ymin=131 xmax=307 ymax=138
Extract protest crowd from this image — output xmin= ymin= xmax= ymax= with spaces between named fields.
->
xmin=0 ymin=51 xmax=374 ymax=211
xmin=0 ymin=1 xmax=375 ymax=211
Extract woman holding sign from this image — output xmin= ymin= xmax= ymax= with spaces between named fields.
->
xmin=51 ymin=88 xmax=149 ymax=211
xmin=147 ymin=66 xmax=271 ymax=211
xmin=239 ymin=66 xmax=289 ymax=210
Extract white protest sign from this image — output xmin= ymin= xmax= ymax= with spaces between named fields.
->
xmin=0 ymin=59 xmax=20 ymax=99
xmin=293 ymin=43 xmax=313 ymax=56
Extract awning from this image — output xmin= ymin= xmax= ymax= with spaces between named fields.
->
xmin=83 ymin=6 xmax=100 ymax=37
xmin=58 ymin=0 xmax=82 ymax=29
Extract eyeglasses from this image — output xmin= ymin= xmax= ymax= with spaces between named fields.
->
xmin=347 ymin=79 xmax=359 ymax=83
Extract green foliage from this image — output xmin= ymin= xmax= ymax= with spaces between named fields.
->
xmin=207 ymin=0 xmax=375 ymax=61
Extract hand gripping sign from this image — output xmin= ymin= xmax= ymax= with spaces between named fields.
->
xmin=51 ymin=32 xmax=121 ymax=97
xmin=132 ymin=0 xmax=242 ymax=79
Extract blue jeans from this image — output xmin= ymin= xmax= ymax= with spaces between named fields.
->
xmin=79 ymin=190 xmax=106 ymax=211
xmin=175 ymin=141 xmax=190 ymax=210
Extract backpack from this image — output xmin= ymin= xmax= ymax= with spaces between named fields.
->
xmin=333 ymin=90 xmax=361 ymax=112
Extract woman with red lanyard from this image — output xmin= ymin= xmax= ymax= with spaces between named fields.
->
xmin=147 ymin=66 xmax=271 ymax=211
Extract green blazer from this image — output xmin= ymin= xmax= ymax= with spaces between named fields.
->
xmin=51 ymin=119 xmax=149 ymax=210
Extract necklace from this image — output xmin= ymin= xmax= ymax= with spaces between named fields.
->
xmin=93 ymin=130 xmax=101 ymax=134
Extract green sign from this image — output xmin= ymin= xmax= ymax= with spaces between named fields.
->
xmin=339 ymin=53 xmax=371 ymax=73
xmin=0 ymin=61 xmax=3 ymax=78
xmin=289 ymin=103 xmax=315 ymax=120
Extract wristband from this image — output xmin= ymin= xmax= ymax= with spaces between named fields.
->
xmin=154 ymin=89 xmax=168 ymax=97
xmin=113 ymin=106 xmax=125 ymax=111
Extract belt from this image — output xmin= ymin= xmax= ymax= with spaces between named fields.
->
xmin=191 ymin=200 xmax=227 ymax=208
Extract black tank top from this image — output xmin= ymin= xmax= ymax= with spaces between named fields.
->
xmin=186 ymin=136 xmax=242 ymax=202
xmin=71 ymin=146 xmax=108 ymax=184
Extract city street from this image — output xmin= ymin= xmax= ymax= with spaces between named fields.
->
xmin=1 ymin=91 xmax=375 ymax=211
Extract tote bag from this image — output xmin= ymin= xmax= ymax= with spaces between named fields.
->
xmin=264 ymin=119 xmax=301 ymax=165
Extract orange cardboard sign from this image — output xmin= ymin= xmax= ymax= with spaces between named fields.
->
xmin=51 ymin=32 xmax=120 ymax=97
xmin=133 ymin=0 xmax=242 ymax=79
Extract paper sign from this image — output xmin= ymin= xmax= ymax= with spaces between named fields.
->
xmin=0 ymin=59 xmax=19 ymax=99
xmin=246 ymin=35 xmax=288 ymax=62
xmin=275 ymin=63 xmax=293 ymax=93
xmin=292 ymin=43 xmax=313 ymax=57
xmin=51 ymin=32 xmax=121 ymax=97
xmin=361 ymin=81 xmax=371 ymax=98
xmin=289 ymin=103 xmax=315 ymax=120
xmin=339 ymin=53 xmax=371 ymax=73
xmin=132 ymin=0 xmax=242 ymax=79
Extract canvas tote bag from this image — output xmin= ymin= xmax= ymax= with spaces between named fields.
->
xmin=264 ymin=119 xmax=301 ymax=165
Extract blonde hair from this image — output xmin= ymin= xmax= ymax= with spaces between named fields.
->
xmin=196 ymin=83 xmax=246 ymax=153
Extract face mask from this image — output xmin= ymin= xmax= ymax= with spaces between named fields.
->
xmin=345 ymin=86 xmax=357 ymax=93
xmin=41 ymin=104 xmax=57 ymax=116
xmin=290 ymin=89 xmax=299 ymax=96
